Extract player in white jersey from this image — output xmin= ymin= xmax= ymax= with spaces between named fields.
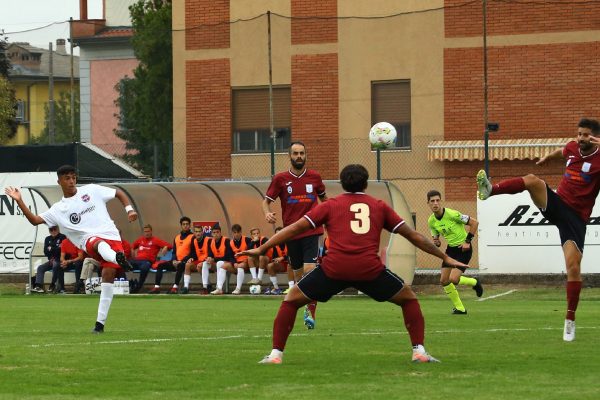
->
xmin=4 ymin=165 xmax=138 ymax=334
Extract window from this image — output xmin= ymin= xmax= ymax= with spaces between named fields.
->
xmin=15 ymin=100 xmax=26 ymax=123
xmin=232 ymin=87 xmax=291 ymax=153
xmin=371 ymin=80 xmax=411 ymax=149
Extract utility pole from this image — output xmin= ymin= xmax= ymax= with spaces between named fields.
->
xmin=70 ymin=18 xmax=75 ymax=140
xmin=267 ymin=11 xmax=275 ymax=177
xmin=48 ymin=42 xmax=55 ymax=144
xmin=483 ymin=0 xmax=490 ymax=176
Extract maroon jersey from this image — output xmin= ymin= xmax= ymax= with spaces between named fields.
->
xmin=304 ymin=193 xmax=404 ymax=281
xmin=265 ymin=169 xmax=326 ymax=239
xmin=557 ymin=141 xmax=600 ymax=222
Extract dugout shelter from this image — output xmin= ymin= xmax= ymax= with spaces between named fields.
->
xmin=25 ymin=180 xmax=416 ymax=285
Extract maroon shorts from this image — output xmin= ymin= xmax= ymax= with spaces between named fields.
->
xmin=85 ymin=237 xmax=125 ymax=271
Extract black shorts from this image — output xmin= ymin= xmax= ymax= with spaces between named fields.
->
xmin=297 ymin=265 xmax=405 ymax=302
xmin=442 ymin=245 xmax=472 ymax=272
xmin=540 ymin=185 xmax=586 ymax=252
xmin=286 ymin=234 xmax=320 ymax=270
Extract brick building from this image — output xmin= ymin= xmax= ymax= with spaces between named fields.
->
xmin=173 ymin=0 xmax=600 ymax=266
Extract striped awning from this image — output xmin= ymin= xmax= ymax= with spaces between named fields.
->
xmin=427 ymin=137 xmax=573 ymax=161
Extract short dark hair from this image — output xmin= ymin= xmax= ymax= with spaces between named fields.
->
xmin=427 ymin=190 xmax=442 ymax=201
xmin=288 ymin=141 xmax=306 ymax=154
xmin=340 ymin=164 xmax=369 ymax=193
xmin=578 ymin=118 xmax=600 ymax=135
xmin=231 ymin=224 xmax=242 ymax=233
xmin=180 ymin=216 xmax=191 ymax=224
xmin=56 ymin=165 xmax=76 ymax=177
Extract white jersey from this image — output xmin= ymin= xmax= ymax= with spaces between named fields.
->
xmin=40 ymin=184 xmax=121 ymax=250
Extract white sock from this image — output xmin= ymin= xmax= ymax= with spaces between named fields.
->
xmin=250 ymin=267 xmax=257 ymax=279
xmin=269 ymin=349 xmax=283 ymax=359
xmin=217 ymin=265 xmax=227 ymax=290
xmin=412 ymin=344 xmax=425 ymax=354
xmin=97 ymin=282 xmax=114 ymax=324
xmin=257 ymin=268 xmax=264 ymax=281
xmin=201 ymin=261 xmax=210 ymax=286
xmin=270 ymin=276 xmax=279 ymax=289
xmin=236 ymin=268 xmax=244 ymax=290
xmin=173 ymin=284 xmax=178 ymax=289
xmin=184 ymin=274 xmax=191 ymax=288
xmin=288 ymin=281 xmax=295 ymax=288
xmin=97 ymin=241 xmax=117 ymax=263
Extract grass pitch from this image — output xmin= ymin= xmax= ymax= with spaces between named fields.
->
xmin=0 ymin=287 xmax=598 ymax=400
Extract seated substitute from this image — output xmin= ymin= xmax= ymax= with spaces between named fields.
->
xmin=129 ymin=224 xmax=172 ymax=293
xmin=57 ymin=237 xmax=85 ymax=294
xmin=182 ymin=225 xmax=211 ymax=294
xmin=208 ymin=223 xmax=236 ymax=295
xmin=264 ymin=226 xmax=289 ymax=295
xmin=228 ymin=224 xmax=254 ymax=295
xmin=32 ymin=226 xmax=66 ymax=293
xmin=149 ymin=216 xmax=194 ymax=294
xmin=248 ymin=227 xmax=270 ymax=285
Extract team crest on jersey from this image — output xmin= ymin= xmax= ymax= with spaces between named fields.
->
xmin=582 ymin=162 xmax=591 ymax=173
xmin=81 ymin=194 xmax=90 ymax=202
xmin=70 ymin=213 xmax=81 ymax=224
xmin=287 ymin=186 xmax=293 ymax=194
xmin=306 ymin=184 xmax=313 ymax=193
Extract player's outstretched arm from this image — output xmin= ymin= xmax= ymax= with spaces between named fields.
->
xmin=536 ymin=148 xmax=563 ymax=166
xmin=398 ymin=224 xmax=470 ymax=269
xmin=4 ymin=186 xmax=45 ymax=226
xmin=114 ymin=189 xmax=138 ymax=222
xmin=237 ymin=218 xmax=311 ymax=258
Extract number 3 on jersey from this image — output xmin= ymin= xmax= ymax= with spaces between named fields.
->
xmin=350 ymin=203 xmax=370 ymax=234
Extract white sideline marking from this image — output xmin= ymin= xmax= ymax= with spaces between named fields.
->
xmin=477 ymin=289 xmax=516 ymax=302
xmin=27 ymin=325 xmax=599 ymax=348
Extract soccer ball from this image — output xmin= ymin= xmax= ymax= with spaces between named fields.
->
xmin=369 ymin=122 xmax=397 ymax=150
xmin=249 ymin=285 xmax=261 ymax=295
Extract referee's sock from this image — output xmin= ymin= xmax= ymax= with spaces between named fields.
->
xmin=443 ymin=283 xmax=465 ymax=312
xmin=458 ymin=276 xmax=477 ymax=287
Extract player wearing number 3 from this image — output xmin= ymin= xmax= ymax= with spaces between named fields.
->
xmin=238 ymin=164 xmax=469 ymax=364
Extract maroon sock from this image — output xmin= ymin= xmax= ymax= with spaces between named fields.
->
xmin=307 ymin=301 xmax=317 ymax=319
xmin=566 ymin=281 xmax=582 ymax=321
xmin=491 ymin=177 xmax=526 ymax=196
xmin=401 ymin=298 xmax=425 ymax=346
xmin=273 ymin=300 xmax=299 ymax=351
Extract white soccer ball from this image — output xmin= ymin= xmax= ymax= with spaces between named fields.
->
xmin=369 ymin=122 xmax=397 ymax=150
xmin=249 ymin=284 xmax=261 ymax=295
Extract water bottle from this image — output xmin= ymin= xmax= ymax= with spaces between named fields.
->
xmin=25 ymin=283 xmax=31 ymax=295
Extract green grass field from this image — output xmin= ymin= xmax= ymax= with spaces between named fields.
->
xmin=0 ymin=287 xmax=598 ymax=400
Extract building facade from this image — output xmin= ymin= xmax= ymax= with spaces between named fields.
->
xmin=71 ymin=0 xmax=138 ymax=154
xmin=6 ymin=40 xmax=79 ymax=144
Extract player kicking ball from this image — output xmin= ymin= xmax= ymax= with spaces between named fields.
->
xmin=5 ymin=165 xmax=136 ymax=334
xmin=238 ymin=164 xmax=469 ymax=364
xmin=476 ymin=118 xmax=600 ymax=342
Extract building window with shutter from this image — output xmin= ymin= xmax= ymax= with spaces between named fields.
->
xmin=232 ymin=87 xmax=291 ymax=153
xmin=371 ymin=80 xmax=411 ymax=150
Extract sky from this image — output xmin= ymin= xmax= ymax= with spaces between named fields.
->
xmin=1 ymin=0 xmax=104 ymax=54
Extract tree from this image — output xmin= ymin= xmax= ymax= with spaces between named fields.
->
xmin=0 ymin=32 xmax=16 ymax=144
xmin=114 ymin=0 xmax=172 ymax=178
xmin=31 ymin=89 xmax=80 ymax=144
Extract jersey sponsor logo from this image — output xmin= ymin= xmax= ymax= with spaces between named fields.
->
xmin=306 ymin=184 xmax=313 ymax=193
xmin=70 ymin=213 xmax=81 ymax=224
xmin=287 ymin=194 xmax=316 ymax=204
xmin=69 ymin=205 xmax=96 ymax=224
xmin=82 ymin=194 xmax=90 ymax=202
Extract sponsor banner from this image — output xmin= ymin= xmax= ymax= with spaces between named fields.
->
xmin=0 ymin=173 xmax=55 ymax=273
xmin=193 ymin=221 xmax=218 ymax=237
xmin=477 ymin=191 xmax=600 ymax=273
